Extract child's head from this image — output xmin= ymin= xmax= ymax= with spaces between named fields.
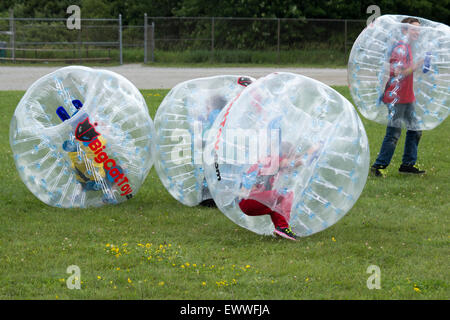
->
xmin=206 ymin=95 xmax=227 ymax=112
xmin=401 ymin=17 xmax=421 ymax=42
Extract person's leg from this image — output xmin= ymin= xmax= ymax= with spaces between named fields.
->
xmin=396 ymin=102 xmax=425 ymax=173
xmin=402 ymin=130 xmax=422 ymax=165
xmin=398 ymin=129 xmax=425 ymax=174
xmin=239 ymin=199 xmax=289 ymax=229
xmin=274 ymin=191 xmax=294 ymax=225
xmin=239 ymin=198 xmax=298 ymax=240
xmin=373 ymin=126 xmax=402 ymax=167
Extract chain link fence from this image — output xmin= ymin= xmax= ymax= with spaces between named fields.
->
xmin=0 ymin=13 xmax=367 ymax=65
xmin=144 ymin=17 xmax=366 ymax=64
xmin=0 ymin=13 xmax=122 ymax=64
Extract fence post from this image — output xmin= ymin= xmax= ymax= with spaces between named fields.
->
xmin=78 ymin=25 xmax=82 ymax=63
xmin=211 ymin=17 xmax=214 ymax=62
xmin=9 ymin=9 xmax=15 ymax=62
xmin=144 ymin=13 xmax=147 ymax=64
xmin=344 ymin=19 xmax=348 ymax=55
xmin=151 ymin=22 xmax=155 ymax=62
xmin=277 ymin=18 xmax=280 ymax=64
xmin=119 ymin=14 xmax=123 ymax=65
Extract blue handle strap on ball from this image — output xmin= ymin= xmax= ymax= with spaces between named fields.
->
xmin=56 ymin=106 xmax=71 ymax=122
xmin=72 ymin=99 xmax=83 ymax=109
xmin=423 ymin=52 xmax=431 ymax=73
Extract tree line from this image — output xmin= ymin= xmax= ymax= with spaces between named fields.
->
xmin=0 ymin=0 xmax=448 ymax=25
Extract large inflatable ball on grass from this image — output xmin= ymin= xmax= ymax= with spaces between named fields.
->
xmin=10 ymin=66 xmax=155 ymax=208
xmin=154 ymin=75 xmax=254 ymax=206
xmin=203 ymin=72 xmax=370 ymax=237
xmin=348 ymin=15 xmax=450 ymax=130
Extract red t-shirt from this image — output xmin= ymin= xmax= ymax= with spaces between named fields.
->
xmin=382 ymin=42 xmax=415 ymax=104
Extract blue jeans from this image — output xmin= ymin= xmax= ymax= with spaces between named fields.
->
xmin=373 ymin=126 xmax=422 ymax=167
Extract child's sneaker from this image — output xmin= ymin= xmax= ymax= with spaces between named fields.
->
xmin=199 ymin=199 xmax=217 ymax=208
xmin=371 ymin=165 xmax=387 ymax=177
xmin=399 ymin=164 xmax=426 ymax=175
xmin=274 ymin=227 xmax=298 ymax=241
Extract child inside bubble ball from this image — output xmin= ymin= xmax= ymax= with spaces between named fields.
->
xmin=372 ymin=17 xmax=426 ymax=177
xmin=238 ymin=141 xmax=322 ymax=241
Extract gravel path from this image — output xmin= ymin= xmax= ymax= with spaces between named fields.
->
xmin=0 ymin=64 xmax=348 ymax=90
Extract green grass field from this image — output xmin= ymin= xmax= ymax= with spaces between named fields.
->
xmin=1 ymin=48 xmax=349 ymax=68
xmin=0 ymin=87 xmax=448 ymax=300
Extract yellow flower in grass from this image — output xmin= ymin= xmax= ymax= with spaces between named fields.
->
xmin=216 ymin=280 xmax=229 ymax=287
xmin=202 ymin=282 xmax=206 ymax=286
xmin=413 ymin=284 xmax=421 ymax=293
xmin=158 ymin=281 xmax=165 ymax=286
xmin=127 ymin=278 xmax=132 ymax=284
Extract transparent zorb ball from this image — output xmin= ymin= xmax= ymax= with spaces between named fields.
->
xmin=153 ymin=75 xmax=254 ymax=206
xmin=204 ymin=72 xmax=370 ymax=237
xmin=348 ymin=15 xmax=450 ymax=130
xmin=10 ymin=66 xmax=155 ymax=208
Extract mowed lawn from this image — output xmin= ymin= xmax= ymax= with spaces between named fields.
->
xmin=0 ymin=87 xmax=448 ymax=300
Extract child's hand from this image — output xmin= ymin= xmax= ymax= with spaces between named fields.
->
xmin=414 ymin=58 xmax=425 ymax=71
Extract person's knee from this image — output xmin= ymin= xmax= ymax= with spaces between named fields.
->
xmin=407 ymin=130 xmax=422 ymax=142
xmin=416 ymin=130 xmax=422 ymax=141
xmin=386 ymin=129 xmax=401 ymax=145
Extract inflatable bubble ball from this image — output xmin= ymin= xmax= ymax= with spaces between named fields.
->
xmin=348 ymin=15 xmax=450 ymax=130
xmin=203 ymin=72 xmax=370 ymax=237
xmin=153 ymin=75 xmax=255 ymax=207
xmin=9 ymin=66 xmax=155 ymax=208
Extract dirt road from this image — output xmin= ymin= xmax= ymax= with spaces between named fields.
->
xmin=0 ymin=64 xmax=348 ymax=90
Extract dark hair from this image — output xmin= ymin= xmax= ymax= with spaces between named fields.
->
xmin=401 ymin=17 xmax=420 ymax=24
xmin=207 ymin=95 xmax=227 ymax=110
xmin=401 ymin=17 xmax=420 ymax=33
